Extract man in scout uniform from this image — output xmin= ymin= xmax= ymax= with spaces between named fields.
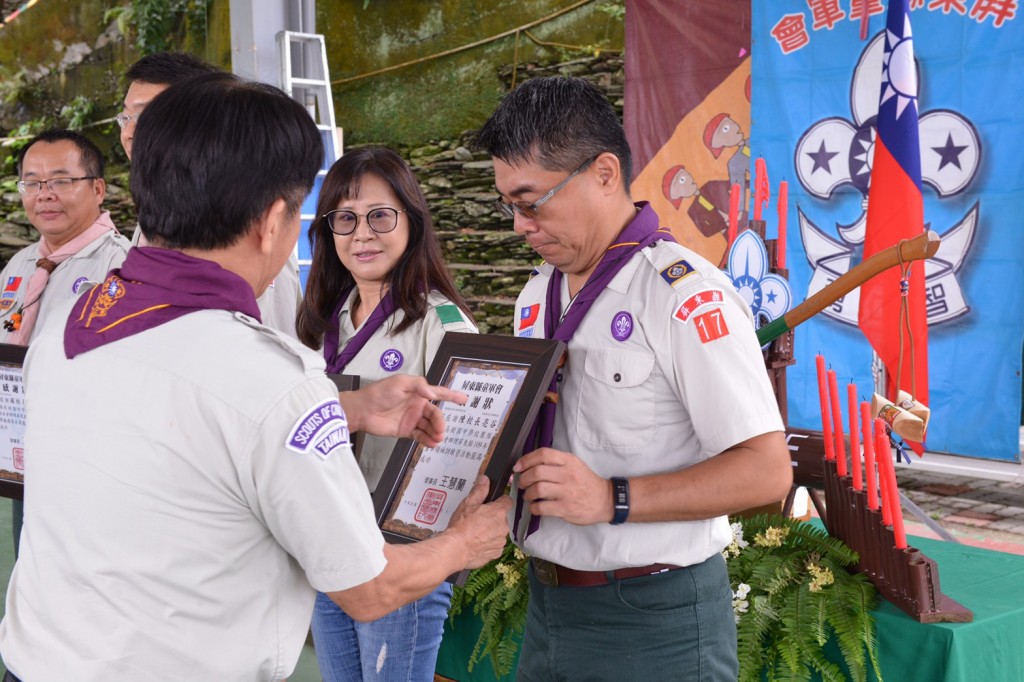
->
xmin=0 ymin=73 xmax=511 ymax=681
xmin=118 ymin=51 xmax=303 ymax=337
xmin=0 ymin=129 xmax=130 ymax=555
xmin=475 ymin=76 xmax=792 ymax=680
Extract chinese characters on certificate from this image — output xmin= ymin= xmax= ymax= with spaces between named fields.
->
xmin=385 ymin=364 xmax=526 ymax=536
xmin=0 ymin=362 xmax=26 ymax=482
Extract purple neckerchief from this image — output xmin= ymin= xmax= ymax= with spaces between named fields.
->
xmin=513 ymin=202 xmax=676 ymax=540
xmin=64 ymin=246 xmax=261 ymax=359
xmin=323 ymin=287 xmax=396 ymax=374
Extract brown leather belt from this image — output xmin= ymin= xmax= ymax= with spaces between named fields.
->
xmin=530 ymin=557 xmax=683 ymax=587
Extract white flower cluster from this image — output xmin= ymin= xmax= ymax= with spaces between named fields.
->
xmin=732 ymin=582 xmax=751 ymax=623
xmin=722 ymin=521 xmax=749 ymax=559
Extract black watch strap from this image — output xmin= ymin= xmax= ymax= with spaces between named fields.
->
xmin=610 ymin=477 xmax=630 ymax=525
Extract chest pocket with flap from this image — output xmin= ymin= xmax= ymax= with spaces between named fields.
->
xmin=575 ymin=347 xmax=656 ymax=450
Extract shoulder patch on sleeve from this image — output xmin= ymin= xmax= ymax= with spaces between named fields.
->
xmin=659 ymin=258 xmax=697 ymax=287
xmin=435 ymin=303 xmax=465 ymax=326
xmin=285 ymin=399 xmax=350 ymax=459
xmin=672 ymin=288 xmax=726 ymax=324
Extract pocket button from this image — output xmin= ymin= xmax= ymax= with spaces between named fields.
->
xmin=613 ymin=372 xmax=622 ymax=382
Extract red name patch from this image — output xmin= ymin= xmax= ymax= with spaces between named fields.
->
xmin=673 ymin=288 xmax=724 ymax=323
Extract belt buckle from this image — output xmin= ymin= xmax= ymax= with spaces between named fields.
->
xmin=532 ymin=558 xmax=559 ymax=587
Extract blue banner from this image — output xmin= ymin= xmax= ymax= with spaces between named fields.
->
xmin=753 ymin=0 xmax=1023 ymax=461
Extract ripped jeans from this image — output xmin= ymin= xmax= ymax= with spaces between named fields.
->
xmin=311 ymin=583 xmax=452 ymax=682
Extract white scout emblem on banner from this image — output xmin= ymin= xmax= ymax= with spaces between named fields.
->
xmin=794 ymin=31 xmax=978 ymax=326
xmin=725 ymin=230 xmax=792 ymax=336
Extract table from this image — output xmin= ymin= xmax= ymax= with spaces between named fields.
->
xmin=435 ymin=534 xmax=1024 ymax=681
xmin=861 ymin=534 xmax=1024 ymax=682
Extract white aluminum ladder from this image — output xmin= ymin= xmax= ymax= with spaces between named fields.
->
xmin=277 ymin=30 xmax=342 ymax=284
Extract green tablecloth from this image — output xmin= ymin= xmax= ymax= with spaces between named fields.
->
xmin=436 ymin=534 xmax=1024 ymax=682
xmin=864 ymin=535 xmax=1024 ymax=682
xmin=435 ymin=610 xmax=519 ymax=682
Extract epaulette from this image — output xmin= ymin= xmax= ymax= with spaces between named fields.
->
xmin=642 ymin=242 xmax=700 ymax=289
xmin=233 ymin=313 xmax=326 ymax=376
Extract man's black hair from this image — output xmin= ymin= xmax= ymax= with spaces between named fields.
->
xmin=17 ymin=129 xmax=105 ymax=179
xmin=129 ymin=72 xmax=323 ymax=250
xmin=473 ymin=76 xmax=633 ymax=190
xmin=126 ymin=51 xmax=220 ymax=86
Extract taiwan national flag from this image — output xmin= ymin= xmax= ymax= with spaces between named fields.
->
xmin=518 ymin=304 xmax=539 ymax=332
xmin=858 ymin=0 xmax=928 ymax=454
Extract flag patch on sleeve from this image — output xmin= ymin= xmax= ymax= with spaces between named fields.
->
xmin=285 ymin=399 xmax=350 ymax=459
xmin=673 ymin=288 xmax=725 ymax=324
xmin=518 ymin=303 xmax=540 ymax=336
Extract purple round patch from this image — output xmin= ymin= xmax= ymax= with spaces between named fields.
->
xmin=611 ymin=311 xmax=633 ymax=342
xmin=380 ymin=348 xmax=404 ymax=372
xmin=71 ymin=276 xmax=89 ymax=294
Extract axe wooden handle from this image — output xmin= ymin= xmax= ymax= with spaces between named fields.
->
xmin=757 ymin=230 xmax=941 ymax=346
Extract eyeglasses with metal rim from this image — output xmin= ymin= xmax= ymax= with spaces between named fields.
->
xmin=17 ymin=176 xmax=99 ymax=196
xmin=115 ymin=111 xmax=137 ymax=129
xmin=322 ymin=207 xmax=406 ymax=236
xmin=493 ymin=155 xmax=599 ymax=220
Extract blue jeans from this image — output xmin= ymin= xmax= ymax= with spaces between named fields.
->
xmin=517 ymin=553 xmax=737 ymax=681
xmin=311 ymin=583 xmax=452 ymax=682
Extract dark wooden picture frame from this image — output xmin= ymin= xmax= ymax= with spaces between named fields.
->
xmin=327 ymin=373 xmax=360 ymax=394
xmin=327 ymin=373 xmax=361 ymax=460
xmin=0 ymin=343 xmax=28 ymax=501
xmin=372 ymin=332 xmax=564 ymax=546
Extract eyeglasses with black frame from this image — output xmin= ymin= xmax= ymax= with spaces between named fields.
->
xmin=17 ymin=176 xmax=98 ymax=196
xmin=493 ymin=155 xmax=599 ymax=220
xmin=322 ymin=207 xmax=406 ymax=236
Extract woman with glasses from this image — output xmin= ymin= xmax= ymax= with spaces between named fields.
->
xmin=296 ymin=146 xmax=476 ymax=682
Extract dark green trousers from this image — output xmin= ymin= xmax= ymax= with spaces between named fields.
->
xmin=517 ymin=553 xmax=737 ymax=681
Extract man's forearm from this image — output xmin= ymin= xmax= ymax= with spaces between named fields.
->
xmin=326 ymin=530 xmax=470 ymax=622
xmin=627 ymin=431 xmax=792 ymax=523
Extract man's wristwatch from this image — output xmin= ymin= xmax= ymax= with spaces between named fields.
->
xmin=610 ymin=477 xmax=630 ymax=525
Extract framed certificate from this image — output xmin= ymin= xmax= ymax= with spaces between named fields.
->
xmin=0 ymin=343 xmax=28 ymax=500
xmin=372 ymin=332 xmax=565 ymax=545
xmin=327 ymin=373 xmax=361 ymax=460
xmin=327 ymin=373 xmax=360 ymax=394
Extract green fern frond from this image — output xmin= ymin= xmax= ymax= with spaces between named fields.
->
xmin=728 ymin=515 xmax=881 ymax=682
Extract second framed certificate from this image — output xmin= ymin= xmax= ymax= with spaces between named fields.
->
xmin=372 ymin=332 xmax=564 ymax=544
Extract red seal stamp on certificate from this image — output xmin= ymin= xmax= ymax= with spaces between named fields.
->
xmin=12 ymin=447 xmax=24 ymax=471
xmin=414 ymin=488 xmax=447 ymax=525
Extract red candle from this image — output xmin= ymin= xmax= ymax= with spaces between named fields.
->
xmin=875 ymin=422 xmax=892 ymax=526
xmin=815 ymin=356 xmax=835 ymax=461
xmin=777 ymin=181 xmax=788 ymax=270
xmin=861 ymin=403 xmax=878 ymax=509
xmin=848 ymin=384 xmax=862 ymax=490
xmin=753 ymin=158 xmax=768 ymax=221
xmin=827 ymin=370 xmax=847 ymax=477
xmin=727 ymin=183 xmax=740 ymax=248
xmin=876 ymin=423 xmax=908 ymax=549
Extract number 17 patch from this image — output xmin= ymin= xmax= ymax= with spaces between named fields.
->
xmin=693 ymin=309 xmax=729 ymax=343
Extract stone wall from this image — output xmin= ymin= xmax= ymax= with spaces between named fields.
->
xmin=0 ymin=53 xmax=624 ymax=336
xmin=401 ymin=55 xmax=625 ymax=334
